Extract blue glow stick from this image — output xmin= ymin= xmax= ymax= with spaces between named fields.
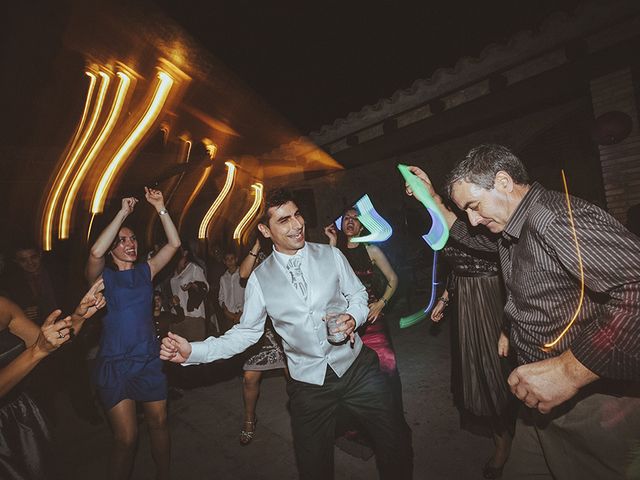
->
xmin=397 ymin=164 xmax=449 ymax=328
xmin=350 ymin=195 xmax=393 ymax=243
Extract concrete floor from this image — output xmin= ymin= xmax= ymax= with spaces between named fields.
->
xmin=53 ymin=302 xmax=494 ymax=479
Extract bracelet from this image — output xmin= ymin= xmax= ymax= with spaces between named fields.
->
xmin=381 ymin=298 xmax=388 ymax=306
xmin=438 ymin=296 xmax=449 ymax=305
xmin=158 ymin=208 xmax=168 ymax=216
xmin=248 ymin=251 xmax=258 ymax=257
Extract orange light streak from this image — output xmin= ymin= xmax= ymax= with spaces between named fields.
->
xmin=233 ymin=183 xmax=263 ymax=241
xmin=206 ymin=143 xmax=218 ymax=159
xmin=166 ymin=139 xmax=192 ymax=208
xmin=543 ymin=170 xmax=585 ymax=349
xmin=91 ymin=70 xmax=174 ymax=214
xmin=87 ymin=212 xmax=96 ymax=242
xmin=177 ymin=140 xmax=218 ymax=232
xmin=178 ymin=164 xmax=212 ymax=232
xmin=198 ymin=161 xmax=236 ymax=239
xmin=60 ymin=71 xmax=131 ymax=238
xmin=41 ymin=71 xmax=102 ymax=250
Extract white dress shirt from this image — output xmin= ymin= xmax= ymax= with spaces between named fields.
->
xmin=218 ymin=269 xmax=245 ymax=313
xmin=170 ymin=262 xmax=209 ymax=318
xmin=187 ymin=242 xmax=369 ymax=385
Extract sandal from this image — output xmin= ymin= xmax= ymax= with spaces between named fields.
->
xmin=482 ymin=458 xmax=505 ymax=479
xmin=239 ymin=417 xmax=257 ymax=446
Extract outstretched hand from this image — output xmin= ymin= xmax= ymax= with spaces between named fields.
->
xmin=75 ymin=278 xmax=106 ymax=320
xmin=34 ymin=310 xmax=73 ymax=359
xmin=144 ymin=187 xmax=166 ymax=212
xmin=160 ymin=332 xmax=192 ymax=363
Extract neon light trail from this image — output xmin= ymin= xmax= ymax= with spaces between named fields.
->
xmin=398 ymin=164 xmax=449 ymax=250
xmin=91 ymin=70 xmax=175 ymax=214
xmin=543 ymin=170 xmax=585 ymax=349
xmin=60 ymin=70 xmax=132 ymax=239
xmin=343 ymin=194 xmax=394 ymax=243
xmin=233 ymin=183 xmax=264 ymax=241
xmin=397 ymin=164 xmax=450 ymax=329
xmin=198 ymin=161 xmax=236 ymax=239
xmin=41 ymin=71 xmax=98 ymax=251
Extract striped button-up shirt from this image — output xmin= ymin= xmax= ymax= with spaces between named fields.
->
xmin=450 ymin=182 xmax=640 ymax=380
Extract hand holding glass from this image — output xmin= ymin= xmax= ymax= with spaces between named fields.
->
xmin=324 ymin=312 xmax=348 ymax=345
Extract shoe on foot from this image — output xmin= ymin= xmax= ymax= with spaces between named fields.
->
xmin=239 ymin=417 xmax=257 ymax=446
xmin=482 ymin=458 xmax=505 ymax=479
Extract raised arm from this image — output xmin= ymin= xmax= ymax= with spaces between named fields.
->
xmin=405 ymin=166 xmax=497 ymax=252
xmin=86 ymin=197 xmax=138 ymax=283
xmin=239 ymin=238 xmax=261 ymax=280
xmin=405 ymin=165 xmax=457 ymax=228
xmin=324 ymin=224 xmax=338 ymax=247
xmin=145 ymin=187 xmax=181 ymax=279
xmin=366 ymin=245 xmax=398 ymax=322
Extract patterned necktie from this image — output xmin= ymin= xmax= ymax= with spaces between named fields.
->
xmin=286 ymin=256 xmax=308 ymax=300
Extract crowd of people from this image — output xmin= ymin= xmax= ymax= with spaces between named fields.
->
xmin=1 ymin=144 xmax=639 ymax=480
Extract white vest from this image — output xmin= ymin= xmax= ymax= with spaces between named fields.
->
xmin=253 ymin=242 xmax=363 ymax=385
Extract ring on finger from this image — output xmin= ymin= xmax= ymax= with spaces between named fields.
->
xmin=58 ymin=331 xmax=65 ymax=339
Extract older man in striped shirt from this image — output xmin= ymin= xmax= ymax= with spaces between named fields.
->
xmin=407 ymin=144 xmax=639 ymax=479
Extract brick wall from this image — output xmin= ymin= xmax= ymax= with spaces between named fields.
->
xmin=589 ymin=68 xmax=640 ymax=225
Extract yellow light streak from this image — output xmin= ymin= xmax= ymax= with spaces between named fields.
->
xmin=60 ymin=71 xmax=131 ymax=238
xmin=233 ymin=183 xmax=263 ymax=241
xmin=177 ymin=140 xmax=216 ymax=232
xmin=41 ymin=71 xmax=102 ymax=250
xmin=184 ymin=140 xmax=193 ymax=161
xmin=178 ymin=164 xmax=211 ymax=232
xmin=87 ymin=212 xmax=96 ymax=243
xmin=166 ymin=139 xmax=192 ymax=208
xmin=543 ymin=170 xmax=585 ymax=349
xmin=91 ymin=70 xmax=175 ymax=214
xmin=198 ymin=161 xmax=236 ymax=239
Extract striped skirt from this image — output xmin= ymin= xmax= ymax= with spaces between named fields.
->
xmin=451 ymin=274 xmax=512 ymax=418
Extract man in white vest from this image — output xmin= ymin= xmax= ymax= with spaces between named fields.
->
xmin=160 ymin=188 xmax=413 ymax=479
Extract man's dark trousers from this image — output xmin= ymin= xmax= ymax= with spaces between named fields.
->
xmin=286 ymin=347 xmax=413 ymax=479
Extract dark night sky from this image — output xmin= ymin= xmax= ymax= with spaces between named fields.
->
xmin=154 ymin=0 xmax=584 ymax=134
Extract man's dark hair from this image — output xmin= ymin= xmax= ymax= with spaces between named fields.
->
xmin=445 ymin=144 xmax=529 ymax=197
xmin=259 ymin=188 xmax=297 ymax=225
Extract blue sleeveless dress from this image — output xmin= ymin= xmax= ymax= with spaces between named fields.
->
xmin=93 ymin=263 xmax=167 ymax=410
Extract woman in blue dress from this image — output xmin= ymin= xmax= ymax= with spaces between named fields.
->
xmin=86 ymin=188 xmax=180 ymax=480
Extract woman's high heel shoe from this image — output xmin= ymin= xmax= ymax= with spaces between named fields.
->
xmin=482 ymin=458 xmax=505 ymax=479
xmin=239 ymin=417 xmax=257 ymax=446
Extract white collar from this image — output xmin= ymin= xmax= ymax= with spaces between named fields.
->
xmin=272 ymin=242 xmax=307 ymax=269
